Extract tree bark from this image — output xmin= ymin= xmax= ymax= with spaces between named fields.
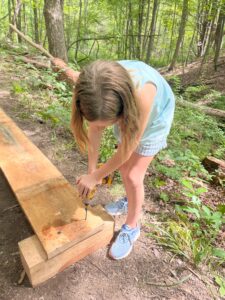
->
xmin=33 ymin=1 xmax=40 ymax=44
xmin=8 ymin=0 xmax=22 ymax=40
xmin=75 ymin=0 xmax=82 ymax=61
xmin=44 ymin=0 xmax=68 ymax=62
xmin=168 ymin=0 xmax=188 ymax=71
xmin=145 ymin=0 xmax=159 ymax=63
xmin=137 ymin=0 xmax=144 ymax=60
xmin=214 ymin=3 xmax=225 ymax=70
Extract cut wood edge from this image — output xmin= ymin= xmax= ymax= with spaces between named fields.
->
xmin=19 ymin=206 xmax=114 ymax=287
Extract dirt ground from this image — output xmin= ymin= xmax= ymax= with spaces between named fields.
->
xmin=0 ymin=55 xmax=221 ymax=300
xmin=160 ymin=53 xmax=225 ymax=94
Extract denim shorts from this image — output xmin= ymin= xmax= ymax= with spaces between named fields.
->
xmin=135 ymin=138 xmax=167 ymax=157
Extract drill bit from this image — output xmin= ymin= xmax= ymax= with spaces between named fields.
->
xmin=85 ymin=203 xmax=88 ymax=220
xmin=84 ymin=188 xmax=96 ymax=221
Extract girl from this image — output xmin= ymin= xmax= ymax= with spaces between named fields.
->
xmin=70 ymin=60 xmax=175 ymax=260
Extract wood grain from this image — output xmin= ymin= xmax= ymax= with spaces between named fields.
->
xmin=0 ymin=108 xmax=114 ymax=259
xmin=19 ymin=206 xmax=114 ymax=287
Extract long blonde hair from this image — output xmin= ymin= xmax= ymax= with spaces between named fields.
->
xmin=71 ymin=60 xmax=140 ymax=154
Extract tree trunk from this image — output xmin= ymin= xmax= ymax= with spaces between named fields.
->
xmin=214 ymin=3 xmax=225 ymax=70
xmin=137 ymin=0 xmax=144 ymax=60
xmin=199 ymin=0 xmax=218 ymax=71
xmin=142 ymin=0 xmax=151 ymax=57
xmin=33 ymin=1 xmax=40 ymax=44
xmin=168 ymin=2 xmax=177 ymax=63
xmin=75 ymin=0 xmax=82 ymax=61
xmin=197 ymin=0 xmax=209 ymax=57
xmin=168 ymin=0 xmax=188 ymax=71
xmin=145 ymin=0 xmax=159 ymax=63
xmin=16 ymin=2 xmax=22 ymax=43
xmin=44 ymin=0 xmax=68 ymax=62
xmin=8 ymin=0 xmax=22 ymax=40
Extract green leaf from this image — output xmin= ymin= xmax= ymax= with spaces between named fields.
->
xmin=217 ymin=204 xmax=225 ymax=214
xmin=183 ymin=207 xmax=200 ymax=219
xmin=191 ymin=196 xmax=201 ymax=206
xmin=196 ymin=187 xmax=207 ymax=195
xmin=212 ymin=248 xmax=225 ymax=259
xmin=160 ymin=192 xmax=169 ymax=202
xmin=215 ymin=276 xmax=225 ymax=297
xmin=181 ymin=179 xmax=193 ymax=190
xmin=202 ymin=205 xmax=211 ymax=217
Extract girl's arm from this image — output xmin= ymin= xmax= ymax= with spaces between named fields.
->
xmin=76 ymin=83 xmax=156 ymax=198
xmin=88 ymin=123 xmax=104 ymax=174
xmin=93 ymin=83 xmax=157 ymax=182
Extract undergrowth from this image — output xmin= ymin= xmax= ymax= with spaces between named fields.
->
xmin=147 ymin=179 xmax=225 ymax=267
xmin=3 ymin=48 xmax=225 ymax=277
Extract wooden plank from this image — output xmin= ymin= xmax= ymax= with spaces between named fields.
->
xmin=0 ymin=109 xmax=63 ymax=191
xmin=19 ymin=206 xmax=114 ymax=287
xmin=0 ymin=108 xmax=113 ymax=259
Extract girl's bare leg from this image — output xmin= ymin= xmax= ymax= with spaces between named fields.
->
xmin=119 ymin=152 xmax=154 ymax=228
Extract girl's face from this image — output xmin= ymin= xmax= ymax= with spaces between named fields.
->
xmin=89 ymin=118 xmax=120 ymax=128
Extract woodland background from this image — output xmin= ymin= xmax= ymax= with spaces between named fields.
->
xmin=0 ymin=0 xmax=225 ymax=299
xmin=0 ymin=0 xmax=224 ymax=69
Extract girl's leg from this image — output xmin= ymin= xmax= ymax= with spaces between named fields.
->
xmin=119 ymin=152 xmax=154 ymax=228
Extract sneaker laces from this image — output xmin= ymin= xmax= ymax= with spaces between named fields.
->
xmin=118 ymin=232 xmax=132 ymax=245
xmin=117 ymin=198 xmax=127 ymax=209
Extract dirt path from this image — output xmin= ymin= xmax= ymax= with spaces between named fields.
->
xmin=0 ymin=55 xmax=217 ymax=300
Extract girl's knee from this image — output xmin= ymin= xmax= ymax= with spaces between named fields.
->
xmin=124 ymin=169 xmax=144 ymax=188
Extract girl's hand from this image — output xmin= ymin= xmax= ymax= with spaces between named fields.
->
xmin=76 ymin=174 xmax=99 ymax=199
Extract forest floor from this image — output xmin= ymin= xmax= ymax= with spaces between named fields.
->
xmin=0 ymin=50 xmax=224 ymax=300
xmin=160 ymin=54 xmax=225 ymax=94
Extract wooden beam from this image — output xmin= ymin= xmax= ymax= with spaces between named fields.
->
xmin=19 ymin=206 xmax=114 ymax=287
xmin=0 ymin=108 xmax=114 ymax=259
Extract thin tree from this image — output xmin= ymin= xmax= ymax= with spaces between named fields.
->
xmin=145 ymin=0 xmax=159 ymax=63
xmin=33 ymin=1 xmax=40 ymax=44
xmin=75 ymin=0 xmax=82 ymax=61
xmin=168 ymin=0 xmax=189 ymax=71
xmin=214 ymin=2 xmax=225 ymax=70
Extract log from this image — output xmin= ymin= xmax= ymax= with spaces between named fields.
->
xmin=9 ymin=24 xmax=54 ymax=59
xmin=202 ymin=156 xmax=225 ymax=186
xmin=51 ymin=58 xmax=80 ymax=88
xmin=202 ymin=156 xmax=225 ymax=172
xmin=9 ymin=24 xmax=79 ymax=88
xmin=177 ymin=98 xmax=225 ymax=119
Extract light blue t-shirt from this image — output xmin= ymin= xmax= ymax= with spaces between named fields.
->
xmin=114 ymin=60 xmax=175 ymax=145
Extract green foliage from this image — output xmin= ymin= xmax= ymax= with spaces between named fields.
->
xmin=159 ymin=192 xmax=169 ymax=202
xmin=148 ymin=179 xmax=225 ymax=266
xmin=183 ymin=86 xmax=225 ymax=110
xmin=11 ymin=81 xmax=28 ymax=94
xmin=166 ymin=75 xmax=182 ymax=95
xmin=206 ymin=91 xmax=225 ymax=110
xmin=183 ymin=85 xmax=209 ymax=102
xmin=168 ymin=105 xmax=225 ymax=160
xmin=99 ymin=126 xmax=117 ymax=163
xmin=150 ymin=104 xmax=224 ymax=187
xmin=37 ymin=101 xmax=71 ymax=128
xmin=215 ymin=276 xmax=225 ymax=297
xmin=154 ymin=149 xmax=210 ymax=180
